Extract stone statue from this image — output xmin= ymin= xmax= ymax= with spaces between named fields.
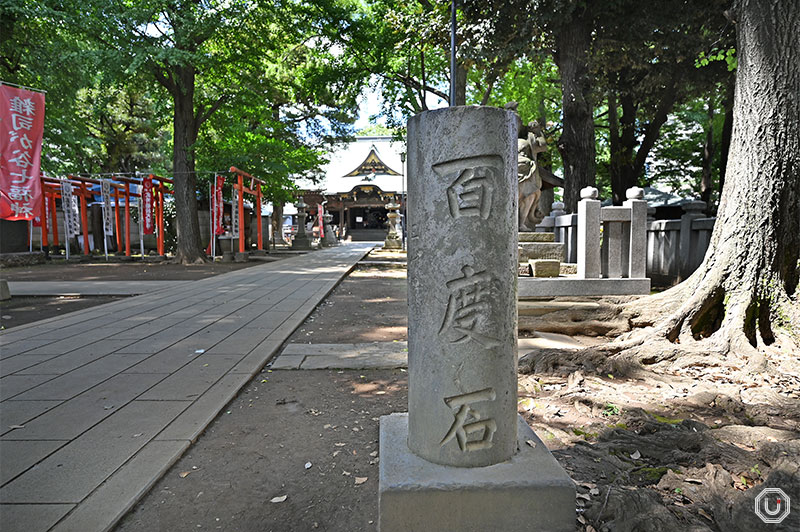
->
xmin=518 ymin=120 xmax=549 ymax=231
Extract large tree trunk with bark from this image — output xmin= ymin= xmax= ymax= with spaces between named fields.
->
xmin=554 ymin=8 xmax=596 ymax=214
xmin=602 ymin=0 xmax=800 ymax=372
xmin=171 ymin=65 xmax=205 ymax=264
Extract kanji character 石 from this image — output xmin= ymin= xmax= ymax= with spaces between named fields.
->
xmin=439 ymin=388 xmax=497 ymax=452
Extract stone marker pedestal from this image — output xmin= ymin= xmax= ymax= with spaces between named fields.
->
xmin=379 ymin=106 xmax=574 ymax=532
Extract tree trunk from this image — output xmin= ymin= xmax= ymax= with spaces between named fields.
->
xmin=554 ymin=8 xmax=596 ymax=213
xmin=718 ymin=80 xmax=735 ymax=196
xmin=171 ymin=65 xmax=205 ymax=264
xmin=608 ymin=0 xmax=800 ymax=371
xmin=700 ymin=97 xmax=715 ymax=209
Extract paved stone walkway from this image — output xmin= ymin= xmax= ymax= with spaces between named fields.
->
xmin=0 ymin=243 xmax=373 ymax=532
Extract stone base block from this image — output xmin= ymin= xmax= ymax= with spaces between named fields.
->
xmin=292 ymin=236 xmax=313 ymax=250
xmin=518 ymin=242 xmax=565 ymax=261
xmin=519 ymin=232 xmax=555 ymax=243
xmin=383 ymin=237 xmax=402 ymax=250
xmin=221 ymin=251 xmax=234 ymax=263
xmin=234 ymin=252 xmax=249 ymax=262
xmin=379 ymin=413 xmax=575 ymax=532
xmin=529 ymin=259 xmax=560 ymax=277
xmin=518 ymin=277 xmax=651 ymax=297
xmin=251 ymin=249 xmax=267 ymax=256
xmin=0 ymin=279 xmax=10 ymax=301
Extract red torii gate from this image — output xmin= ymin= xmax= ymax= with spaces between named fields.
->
xmin=39 ymin=174 xmax=172 ymax=257
xmin=229 ymin=166 xmax=265 ymax=253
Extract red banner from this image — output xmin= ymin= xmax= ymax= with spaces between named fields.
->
xmin=213 ymin=175 xmax=224 ymax=235
xmin=318 ymin=204 xmax=324 ymax=238
xmin=141 ymin=176 xmax=154 ymax=235
xmin=0 ymin=85 xmax=45 ymax=221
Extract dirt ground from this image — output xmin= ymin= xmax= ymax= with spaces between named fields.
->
xmin=0 ymin=295 xmax=124 ymax=330
xmin=115 ymin=369 xmax=408 ymax=532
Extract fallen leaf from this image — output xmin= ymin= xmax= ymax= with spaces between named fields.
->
xmin=577 ymin=515 xmax=587 ymax=525
xmin=525 ymin=439 xmax=536 ymax=448
xmin=342 ymin=470 xmax=351 ymax=476
xmin=684 ymin=478 xmax=703 ymax=484
xmin=518 ymin=397 xmax=536 ymax=411
xmin=370 ymin=451 xmax=378 ymax=457
xmin=323 ymin=424 xmax=332 ymax=429
xmin=590 ymin=488 xmax=600 ymax=496
xmin=334 ymin=443 xmax=346 ymax=447
xmin=355 ymin=477 xmax=368 ymax=485
xmin=698 ymin=508 xmax=713 ymax=521
xmin=179 ymin=471 xmax=193 ymax=478
xmin=577 ymin=493 xmax=591 ymax=501
xmin=270 ymin=495 xmax=287 ymax=503
xmin=630 ymin=450 xmax=641 ymax=460
xmin=587 ymin=526 xmax=597 ymax=532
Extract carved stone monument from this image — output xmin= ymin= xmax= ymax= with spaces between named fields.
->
xmin=379 ymin=106 xmax=575 ymax=531
xmin=292 ymin=197 xmax=312 ymax=250
xmin=383 ymin=203 xmax=402 ymax=250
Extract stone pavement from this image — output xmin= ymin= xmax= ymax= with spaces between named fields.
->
xmin=6 ymin=281 xmax=190 ymax=296
xmin=0 ymin=242 xmax=373 ymax=532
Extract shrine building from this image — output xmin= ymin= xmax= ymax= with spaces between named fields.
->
xmin=297 ymin=135 xmax=405 ymax=241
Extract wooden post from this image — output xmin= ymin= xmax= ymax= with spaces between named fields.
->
xmin=50 ymin=192 xmax=59 ymax=247
xmin=124 ymin=182 xmax=131 ymax=256
xmin=40 ymin=179 xmax=49 ymax=250
xmin=256 ymin=187 xmax=263 ymax=251
xmin=156 ymin=183 xmax=165 ymax=256
xmin=113 ymin=184 xmax=122 ymax=252
xmin=237 ymin=174 xmax=245 ymax=253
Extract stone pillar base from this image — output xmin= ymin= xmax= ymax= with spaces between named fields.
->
xmin=0 ymin=279 xmax=10 ymax=301
xmin=292 ymin=235 xmax=313 ymax=250
xmin=379 ymin=413 xmax=575 ymax=532
xmin=383 ymin=236 xmax=402 ymax=250
xmin=234 ymin=252 xmax=249 ymax=262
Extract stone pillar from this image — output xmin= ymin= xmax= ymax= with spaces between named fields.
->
xmin=292 ymin=197 xmax=312 ymax=250
xmin=577 ymin=187 xmax=601 ymax=279
xmin=322 ymin=212 xmax=338 ymax=247
xmin=624 ymin=187 xmax=647 ymax=278
xmin=406 ymin=106 xmax=518 ymax=467
xmin=383 ymin=203 xmax=402 ymax=250
xmin=380 ymin=106 xmax=575 ymax=532
xmin=679 ymin=200 xmax=706 ymax=280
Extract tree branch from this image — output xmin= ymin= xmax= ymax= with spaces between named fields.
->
xmin=196 ymin=94 xmax=228 ymax=129
xmin=633 ymin=77 xmax=679 ymax=175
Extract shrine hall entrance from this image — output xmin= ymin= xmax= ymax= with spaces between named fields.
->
xmin=348 ymin=206 xmax=388 ymax=230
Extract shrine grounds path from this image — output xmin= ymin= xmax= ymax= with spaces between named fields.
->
xmin=0 ymin=242 xmax=374 ymax=532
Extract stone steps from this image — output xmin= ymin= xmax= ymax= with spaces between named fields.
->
xmin=518 ymin=241 xmax=565 ymax=262
xmin=519 ymin=232 xmax=555 ymax=242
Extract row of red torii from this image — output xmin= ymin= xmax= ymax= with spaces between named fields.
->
xmin=37 ymin=167 xmax=264 ymax=257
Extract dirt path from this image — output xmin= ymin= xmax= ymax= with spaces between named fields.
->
xmin=115 ymin=369 xmax=408 ymax=532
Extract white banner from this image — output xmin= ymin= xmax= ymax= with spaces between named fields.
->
xmin=101 ymin=180 xmax=114 ymax=236
xmin=231 ymin=189 xmax=239 ymax=237
xmin=60 ymin=180 xmax=80 ymax=236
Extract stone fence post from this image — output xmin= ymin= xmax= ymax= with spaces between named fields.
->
xmin=623 ymin=187 xmax=647 ymax=278
xmin=679 ymin=200 xmax=706 ymax=280
xmin=577 ymin=187 xmax=601 ymax=278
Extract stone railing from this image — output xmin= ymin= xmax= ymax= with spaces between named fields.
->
xmin=536 ymin=195 xmax=716 ymax=286
xmin=647 ymin=200 xmax=715 ymax=286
